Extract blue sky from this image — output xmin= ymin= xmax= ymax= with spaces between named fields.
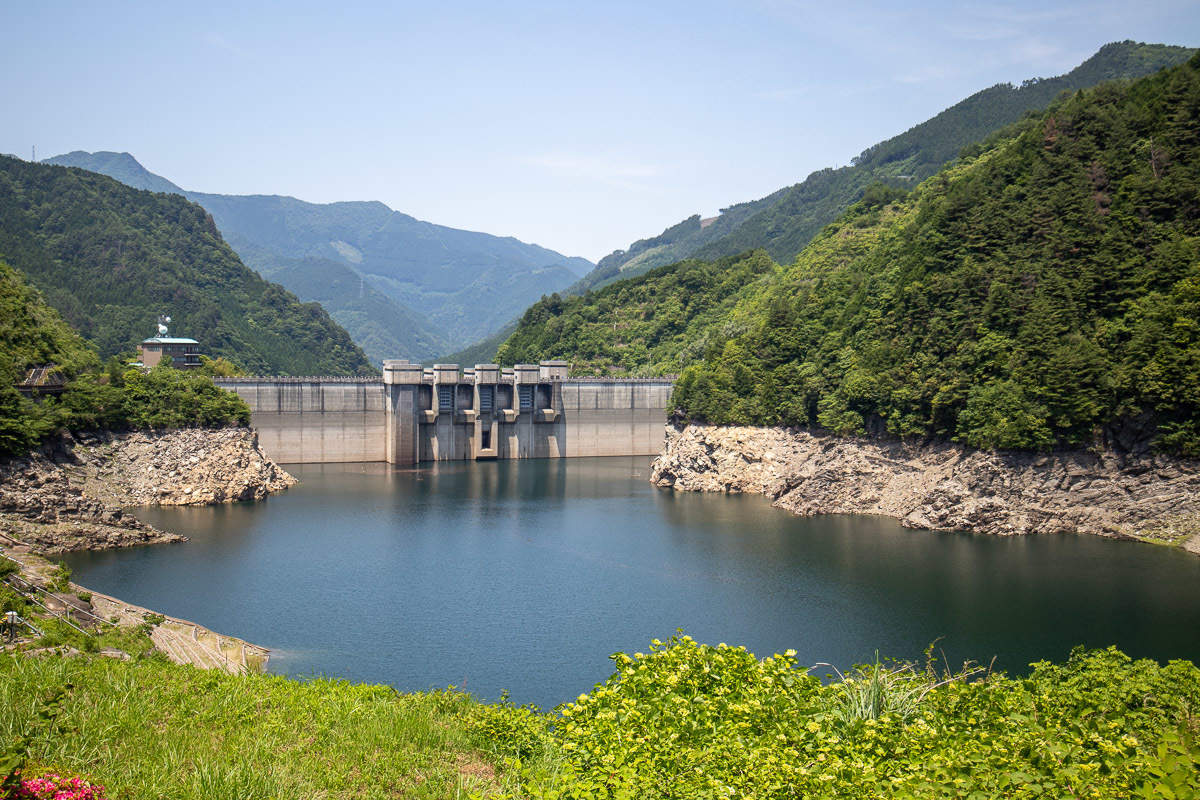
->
xmin=3 ymin=1 xmax=1197 ymax=263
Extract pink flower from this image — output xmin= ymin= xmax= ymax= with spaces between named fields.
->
xmin=17 ymin=773 xmax=106 ymax=800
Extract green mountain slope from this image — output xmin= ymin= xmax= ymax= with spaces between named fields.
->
xmin=437 ymin=319 xmax=520 ymax=367
xmin=45 ymin=150 xmax=186 ymax=195
xmin=1 ymin=257 xmax=98 ymax=453
xmin=496 ymin=251 xmax=777 ymax=375
xmin=568 ymin=195 xmax=783 ymax=294
xmin=0 ymin=258 xmax=249 ymax=454
xmin=43 ymin=152 xmax=595 ymax=354
xmin=0 ymin=259 xmax=98 ymax=381
xmin=254 ymin=253 xmax=449 ymax=365
xmin=673 ymin=53 xmax=1200 ymax=454
xmin=0 ymin=156 xmax=375 ymax=376
xmin=188 ymin=192 xmax=591 ymax=347
xmin=573 ymin=41 xmax=1194 ymax=294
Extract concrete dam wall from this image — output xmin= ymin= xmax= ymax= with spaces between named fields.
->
xmin=216 ymin=361 xmax=675 ymax=465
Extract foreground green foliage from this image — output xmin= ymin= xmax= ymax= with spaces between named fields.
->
xmin=0 ymin=656 xmax=498 ymax=799
xmin=464 ymin=636 xmax=1200 ymax=799
xmin=671 ymin=54 xmax=1200 ymax=453
xmin=0 ymin=155 xmax=375 ymax=376
xmin=54 ymin=365 xmax=251 ymax=432
xmin=2 ymin=364 xmax=251 ymax=457
xmin=3 ymin=640 xmax=1197 ymax=799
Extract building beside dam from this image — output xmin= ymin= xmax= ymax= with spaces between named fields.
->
xmin=215 ymin=361 xmax=675 ymax=465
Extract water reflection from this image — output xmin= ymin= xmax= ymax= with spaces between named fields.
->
xmin=62 ymin=457 xmax=1200 ymax=709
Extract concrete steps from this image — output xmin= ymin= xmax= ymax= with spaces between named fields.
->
xmin=90 ymin=592 xmax=269 ymax=674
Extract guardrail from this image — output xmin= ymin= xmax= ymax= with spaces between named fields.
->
xmin=214 ymin=376 xmax=384 ymax=383
xmin=2 ymin=572 xmax=100 ymax=637
xmin=1 ymin=548 xmax=118 ymax=637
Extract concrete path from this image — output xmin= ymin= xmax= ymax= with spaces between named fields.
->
xmin=90 ymin=592 xmax=269 ymax=674
xmin=3 ymin=542 xmax=269 ymax=673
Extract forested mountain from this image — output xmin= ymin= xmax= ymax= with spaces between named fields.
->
xmin=1 ymin=256 xmax=99 ymax=453
xmin=250 ymin=253 xmax=449 ymax=365
xmin=498 ymin=53 xmax=1200 ymax=455
xmin=43 ymin=152 xmax=594 ymax=358
xmin=438 ymin=320 xmax=520 ymax=368
xmin=0 ymin=259 xmax=248 ymax=454
xmin=0 ymin=260 xmax=98 ymax=383
xmin=0 ymin=156 xmax=375 ymax=376
xmin=497 ymin=252 xmax=777 ymax=375
xmin=45 ymin=150 xmax=185 ymax=195
xmin=572 ymin=41 xmax=1195 ymax=295
xmin=672 ymin=53 xmax=1200 ymax=454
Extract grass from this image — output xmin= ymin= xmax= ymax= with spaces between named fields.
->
xmin=816 ymin=643 xmax=992 ymax=727
xmin=31 ymin=616 xmax=161 ymax=659
xmin=0 ymin=655 xmax=502 ymax=799
xmin=4 ymin=639 xmax=1199 ymax=799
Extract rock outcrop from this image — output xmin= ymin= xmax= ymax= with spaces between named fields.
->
xmin=0 ymin=428 xmax=295 ymax=553
xmin=70 ymin=428 xmax=296 ymax=506
xmin=652 ymin=424 xmax=1200 ymax=550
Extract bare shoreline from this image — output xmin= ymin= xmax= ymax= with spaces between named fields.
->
xmin=0 ymin=427 xmax=293 ymax=668
xmin=651 ymin=424 xmax=1200 ymax=552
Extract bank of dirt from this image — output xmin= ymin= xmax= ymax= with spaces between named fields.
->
xmin=0 ymin=428 xmax=295 ymax=554
xmin=652 ymin=424 xmax=1200 ymax=550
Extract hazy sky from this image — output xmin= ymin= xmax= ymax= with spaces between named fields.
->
xmin=3 ymin=1 xmax=1197 ymax=262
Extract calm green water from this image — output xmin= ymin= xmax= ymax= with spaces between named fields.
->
xmin=63 ymin=457 xmax=1200 ymax=709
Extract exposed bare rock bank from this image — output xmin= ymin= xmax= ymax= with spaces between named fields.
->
xmin=0 ymin=428 xmax=295 ymax=554
xmin=651 ymin=425 xmax=1200 ymax=549
xmin=70 ymin=428 xmax=297 ymax=506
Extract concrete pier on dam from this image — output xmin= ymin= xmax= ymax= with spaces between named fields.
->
xmin=215 ymin=361 xmax=675 ymax=465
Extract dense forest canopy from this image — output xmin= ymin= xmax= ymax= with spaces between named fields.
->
xmin=0 ymin=156 xmax=376 ymax=376
xmin=0 ymin=259 xmax=248 ymax=455
xmin=496 ymin=252 xmax=777 ymax=375
xmin=500 ymin=54 xmax=1200 ymax=455
xmin=674 ymin=54 xmax=1200 ymax=454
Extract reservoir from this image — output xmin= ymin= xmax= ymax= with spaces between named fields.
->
xmin=63 ymin=457 xmax=1200 ymax=710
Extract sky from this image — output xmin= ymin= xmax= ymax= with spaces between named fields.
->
xmin=3 ymin=1 xmax=1198 ymax=263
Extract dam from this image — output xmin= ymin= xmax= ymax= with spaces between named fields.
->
xmin=216 ymin=361 xmax=675 ymax=465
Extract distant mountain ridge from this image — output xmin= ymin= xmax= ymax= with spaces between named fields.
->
xmin=0 ymin=155 xmax=376 ymax=376
xmin=573 ymin=41 xmax=1196 ymax=295
xmin=42 ymin=152 xmax=594 ymax=363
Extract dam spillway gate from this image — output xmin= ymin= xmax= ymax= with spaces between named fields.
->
xmin=215 ymin=361 xmax=675 ymax=465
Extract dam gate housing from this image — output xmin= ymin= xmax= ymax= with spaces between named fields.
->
xmin=216 ymin=361 xmax=674 ymax=465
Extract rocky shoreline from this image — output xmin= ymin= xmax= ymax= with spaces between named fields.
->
xmin=0 ymin=427 xmax=295 ymax=554
xmin=651 ymin=424 xmax=1200 ymax=553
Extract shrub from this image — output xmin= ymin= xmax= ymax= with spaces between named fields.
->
xmin=470 ymin=639 xmax=1200 ymax=799
xmin=0 ymin=556 xmax=20 ymax=580
xmin=46 ymin=563 xmax=71 ymax=594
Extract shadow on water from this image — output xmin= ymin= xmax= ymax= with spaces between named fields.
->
xmin=63 ymin=457 xmax=1200 ymax=709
